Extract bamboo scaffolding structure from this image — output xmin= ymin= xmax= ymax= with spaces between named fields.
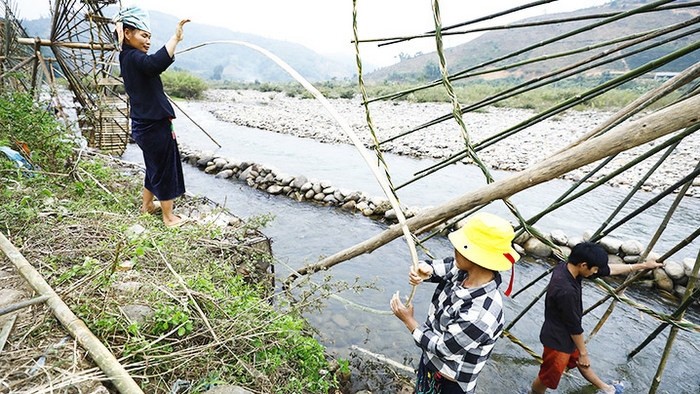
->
xmin=511 ymin=125 xmax=698 ymax=243
xmin=0 ymin=232 xmax=144 ymax=394
xmin=584 ymin=226 xmax=700 ymax=317
xmin=369 ymin=1 xmax=700 ymax=47
xmin=378 ymin=0 xmax=555 ymax=46
xmin=557 ymin=61 xmax=700 ymax=153
xmin=389 ymin=36 xmax=700 ymax=158
xmin=587 ymin=160 xmax=699 ymax=341
xmin=386 ymin=30 xmax=700 ymax=187
xmin=286 ymin=94 xmax=700 ymax=283
xmin=369 ymin=0 xmax=677 ymax=104
xmin=627 ymin=289 xmax=700 ymax=360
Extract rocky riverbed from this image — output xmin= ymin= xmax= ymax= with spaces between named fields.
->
xmin=200 ymin=89 xmax=700 ymax=197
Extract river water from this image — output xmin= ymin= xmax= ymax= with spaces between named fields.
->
xmin=121 ymin=101 xmax=699 ymax=394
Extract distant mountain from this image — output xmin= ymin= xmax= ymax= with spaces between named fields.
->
xmin=21 ymin=10 xmax=357 ymax=82
xmin=365 ymin=0 xmax=700 ymax=82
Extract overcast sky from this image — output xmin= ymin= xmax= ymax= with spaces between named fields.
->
xmin=15 ymin=0 xmax=609 ymax=67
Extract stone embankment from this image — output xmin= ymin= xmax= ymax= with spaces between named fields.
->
xmin=180 ymin=147 xmax=698 ymax=304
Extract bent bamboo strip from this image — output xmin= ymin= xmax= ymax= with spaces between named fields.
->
xmin=0 ymin=232 xmax=144 ymax=394
xmin=288 ymin=94 xmax=700 ymax=281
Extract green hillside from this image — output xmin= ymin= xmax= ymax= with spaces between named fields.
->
xmin=365 ymin=1 xmax=700 ymax=83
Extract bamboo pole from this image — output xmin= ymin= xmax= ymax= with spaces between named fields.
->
xmin=369 ymin=1 xmax=699 ymax=47
xmin=586 ymin=160 xmax=697 ymax=342
xmin=177 ymin=40 xmax=422 ymax=296
xmin=286 ymin=94 xmax=700 ymax=283
xmin=370 ymin=0 xmax=676 ymax=103
xmin=382 ymin=29 xmax=700 ymax=181
xmin=584 ymin=226 xmax=700 ymax=317
xmin=0 ymin=232 xmax=144 ymax=394
xmin=16 ymin=37 xmax=116 ymax=50
xmin=649 ymin=249 xmax=700 ymax=393
xmin=0 ymin=295 xmax=49 ymax=316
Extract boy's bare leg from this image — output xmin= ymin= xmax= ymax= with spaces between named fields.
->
xmin=530 ymin=377 xmax=547 ymax=394
xmin=577 ymin=366 xmax=615 ymax=393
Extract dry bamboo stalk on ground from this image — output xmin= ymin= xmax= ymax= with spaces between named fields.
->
xmin=0 ymin=232 xmax=144 ymax=394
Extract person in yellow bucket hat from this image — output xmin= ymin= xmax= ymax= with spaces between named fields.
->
xmin=391 ymin=212 xmax=520 ymax=394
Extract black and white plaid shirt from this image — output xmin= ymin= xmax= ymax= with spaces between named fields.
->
xmin=412 ymin=257 xmax=505 ymax=393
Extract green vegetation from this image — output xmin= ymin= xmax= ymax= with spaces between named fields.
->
xmin=213 ymin=77 xmax=680 ymax=112
xmin=162 ymin=69 xmax=208 ymax=99
xmin=0 ymin=92 xmax=343 ymax=393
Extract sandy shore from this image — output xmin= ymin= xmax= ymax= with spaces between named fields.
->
xmin=198 ymin=89 xmax=699 ymax=197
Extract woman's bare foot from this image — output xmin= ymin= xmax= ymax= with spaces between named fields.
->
xmin=164 ymin=215 xmax=189 ymax=228
xmin=141 ymin=200 xmax=161 ymax=214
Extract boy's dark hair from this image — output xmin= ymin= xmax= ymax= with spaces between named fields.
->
xmin=568 ymin=242 xmax=608 ymax=269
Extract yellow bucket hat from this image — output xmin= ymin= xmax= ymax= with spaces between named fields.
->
xmin=448 ymin=212 xmax=520 ymax=271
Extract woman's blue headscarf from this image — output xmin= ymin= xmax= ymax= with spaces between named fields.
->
xmin=113 ymin=6 xmax=151 ymax=33
xmin=113 ymin=6 xmax=151 ymax=49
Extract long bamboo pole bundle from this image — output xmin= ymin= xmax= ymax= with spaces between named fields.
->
xmin=369 ymin=1 xmax=699 ymax=47
xmin=369 ymin=0 xmax=677 ymax=103
xmin=286 ymin=94 xmax=700 ymax=283
xmin=385 ymin=32 xmax=700 ymax=185
xmin=0 ymin=232 xmax=144 ymax=394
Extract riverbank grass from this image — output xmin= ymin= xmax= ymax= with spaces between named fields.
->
xmin=0 ymin=92 xmax=341 ymax=393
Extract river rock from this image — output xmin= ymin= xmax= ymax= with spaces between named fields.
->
xmin=332 ymin=313 xmax=350 ymax=328
xmin=550 ymin=230 xmax=568 ymax=246
xmin=621 ymin=239 xmax=644 ymax=255
xmin=682 ymin=257 xmax=697 ymax=277
xmin=304 ymin=189 xmax=315 ymax=199
xmin=341 ymin=200 xmax=357 ymax=211
xmin=196 ymin=154 xmax=214 ymax=167
xmin=266 ymin=185 xmax=283 ymax=195
xmin=663 ymin=260 xmax=685 ymax=280
xmin=291 ymin=175 xmax=308 ymax=189
xmin=600 ymin=237 xmax=622 ymax=254
xmin=608 ymin=254 xmax=624 ymax=265
xmin=514 ymin=231 xmax=531 ymax=246
xmin=204 ymin=386 xmax=253 ymax=394
xmin=215 ymin=169 xmax=233 ymax=179
xmin=300 ymin=181 xmax=313 ymax=192
xmin=238 ymin=165 xmax=254 ymax=181
xmin=121 ymin=304 xmax=154 ymax=324
xmin=125 ymin=224 xmax=146 ymax=239
xmin=323 ymin=195 xmax=339 ymax=204
xmin=653 ymin=268 xmax=674 ymax=292
xmin=556 ymin=245 xmax=571 ymax=259
xmin=623 ymin=255 xmax=640 ymax=263
xmin=567 ymin=236 xmax=584 ymax=248
xmin=582 ymin=230 xmax=593 ymax=242
xmin=112 ymin=281 xmax=142 ymax=294
xmin=674 ymin=285 xmax=687 ymax=298
xmin=212 ymin=157 xmax=227 ymax=169
xmin=524 ymin=237 xmax=551 ymax=258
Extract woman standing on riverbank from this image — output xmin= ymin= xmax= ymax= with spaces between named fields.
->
xmin=115 ymin=6 xmax=189 ymax=227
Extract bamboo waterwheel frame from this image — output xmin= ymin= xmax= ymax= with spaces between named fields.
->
xmin=1 ymin=0 xmax=129 ymax=155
